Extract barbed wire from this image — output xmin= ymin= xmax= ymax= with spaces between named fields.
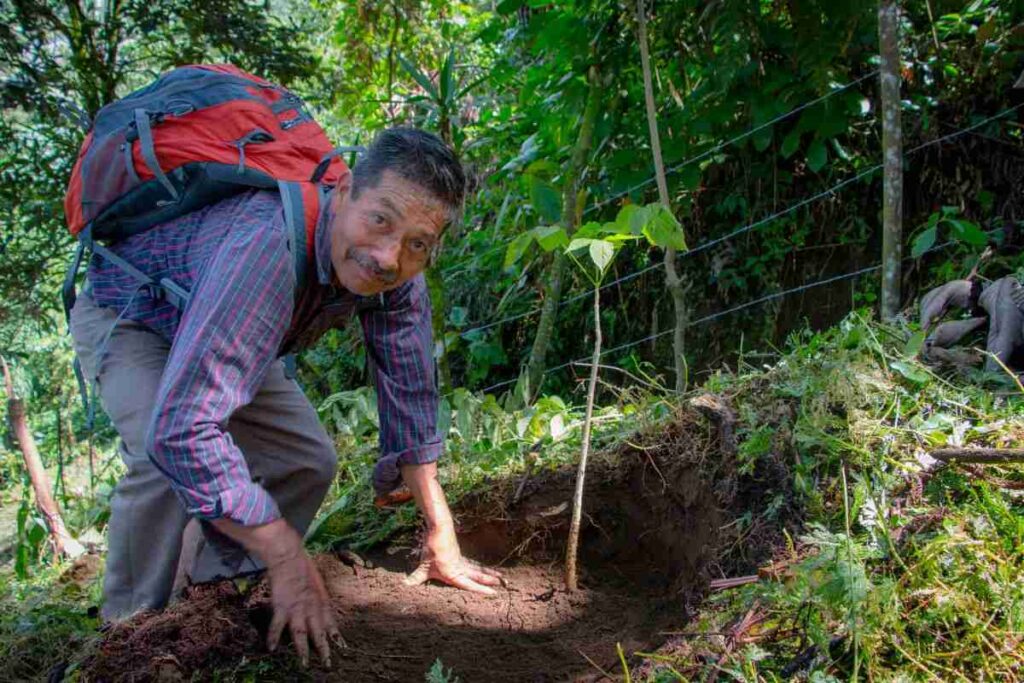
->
xmin=479 ymin=219 xmax=1008 ymax=395
xmin=442 ymin=71 xmax=881 ymax=276
xmin=457 ymin=102 xmax=1023 ymax=341
xmin=587 ymin=70 xmax=881 ymax=214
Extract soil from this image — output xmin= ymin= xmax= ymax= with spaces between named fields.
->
xmin=81 ymin=402 xmax=793 ymax=682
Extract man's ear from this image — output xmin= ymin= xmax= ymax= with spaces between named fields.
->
xmin=332 ymin=168 xmax=352 ymax=195
xmin=331 ymin=170 xmax=353 ymax=212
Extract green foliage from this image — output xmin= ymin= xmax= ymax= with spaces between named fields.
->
xmin=1 ymin=0 xmax=1023 ymax=677
xmin=911 ymin=206 xmax=989 ymax=259
xmin=426 ymin=658 xmax=461 ymax=683
xmin=14 ymin=495 xmax=49 ymax=579
xmin=649 ymin=312 xmax=1024 ymax=681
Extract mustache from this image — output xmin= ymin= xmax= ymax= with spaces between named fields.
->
xmin=350 ymin=249 xmax=399 ymax=284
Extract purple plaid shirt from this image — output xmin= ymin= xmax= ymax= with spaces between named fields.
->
xmin=87 ymin=189 xmax=441 ymax=526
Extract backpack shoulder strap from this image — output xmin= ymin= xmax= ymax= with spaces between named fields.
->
xmin=277 ymin=180 xmax=309 ymax=294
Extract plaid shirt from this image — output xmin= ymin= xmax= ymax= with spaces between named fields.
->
xmin=87 ymin=189 xmax=440 ymax=526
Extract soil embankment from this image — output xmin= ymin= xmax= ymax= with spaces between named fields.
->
xmin=82 ymin=401 xmax=793 ymax=681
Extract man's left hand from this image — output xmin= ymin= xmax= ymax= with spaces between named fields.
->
xmin=404 ymin=524 xmax=503 ymax=595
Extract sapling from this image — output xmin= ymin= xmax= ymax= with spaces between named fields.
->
xmin=549 ymin=204 xmax=686 ymax=590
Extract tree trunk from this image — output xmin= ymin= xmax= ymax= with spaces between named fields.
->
xmin=564 ymin=285 xmax=601 ymax=591
xmin=522 ymin=65 xmax=602 ymax=403
xmin=637 ymin=0 xmax=690 ymax=393
xmin=426 ymin=266 xmax=453 ymax=395
xmin=879 ymin=0 xmax=903 ymax=321
xmin=1 ymin=356 xmax=84 ymax=559
xmin=430 ymin=111 xmax=457 ymax=395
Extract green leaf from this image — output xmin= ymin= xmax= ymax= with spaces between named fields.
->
xmin=904 ymin=330 xmax=926 ymax=357
xmin=588 ymin=239 xmax=614 ymax=273
xmin=533 ymin=225 xmax=568 ymax=251
xmin=911 ymin=225 xmax=937 ymax=258
xmin=752 ymin=126 xmax=773 ymax=152
xmin=566 ymin=237 xmax=594 ymax=253
xmin=398 ymin=54 xmax=438 ymax=101
xmin=831 ymin=138 xmax=851 ymax=162
xmin=615 ymin=204 xmax=647 ymax=235
xmin=503 ymin=232 xmax=533 ymax=270
xmin=529 ymin=175 xmax=561 ymax=223
xmin=574 ymin=222 xmax=603 ymax=239
xmin=501 ymin=134 xmax=540 ymax=172
xmin=679 ymin=164 xmax=701 ymax=191
xmin=440 ymin=48 xmax=456 ymax=107
xmin=947 ymin=219 xmax=988 ymax=246
xmin=891 ymin=360 xmax=931 ymax=385
xmin=781 ymin=130 xmax=801 ymax=159
xmin=26 ymin=519 xmax=47 ymax=546
xmin=524 ymin=159 xmax=559 ymax=176
xmin=496 ymin=0 xmax=523 ymax=14
xmin=642 ymin=205 xmax=687 ymax=251
xmin=806 ymin=139 xmax=828 ymax=172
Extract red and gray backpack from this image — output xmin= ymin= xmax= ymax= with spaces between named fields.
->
xmin=62 ymin=63 xmax=355 ymax=317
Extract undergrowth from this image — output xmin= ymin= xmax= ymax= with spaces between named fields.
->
xmin=634 ymin=312 xmax=1024 ymax=682
xmin=1 ymin=310 xmax=1021 ymax=681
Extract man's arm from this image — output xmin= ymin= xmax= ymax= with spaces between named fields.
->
xmin=146 ymin=204 xmax=336 ymax=665
xmin=359 ymin=276 xmax=501 ymax=594
xmin=401 ymin=462 xmax=503 ymax=594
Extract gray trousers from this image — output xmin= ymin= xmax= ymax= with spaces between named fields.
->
xmin=70 ymin=292 xmax=337 ymax=620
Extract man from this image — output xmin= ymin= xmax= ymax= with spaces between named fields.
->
xmin=70 ymin=127 xmax=500 ymax=667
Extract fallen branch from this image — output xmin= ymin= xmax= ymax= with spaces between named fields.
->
xmin=2 ymin=355 xmax=84 ymax=560
xmin=930 ymin=448 xmax=1024 ymax=464
xmin=708 ymin=575 xmax=759 ymax=591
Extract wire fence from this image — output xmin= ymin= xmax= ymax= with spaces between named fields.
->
xmin=479 ymin=226 xmax=994 ymax=395
xmin=441 ymin=70 xmax=881 ymax=277
xmin=456 ymin=102 xmax=1023 ymax=341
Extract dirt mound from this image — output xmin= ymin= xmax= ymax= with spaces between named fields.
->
xmin=81 ymin=403 xmax=793 ymax=682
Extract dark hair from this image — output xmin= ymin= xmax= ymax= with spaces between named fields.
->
xmin=351 ymin=127 xmax=466 ymax=223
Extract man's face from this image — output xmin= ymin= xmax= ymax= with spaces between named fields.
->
xmin=329 ymin=170 xmax=448 ymax=296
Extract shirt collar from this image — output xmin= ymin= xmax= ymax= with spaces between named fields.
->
xmin=315 ymin=188 xmax=336 ymax=287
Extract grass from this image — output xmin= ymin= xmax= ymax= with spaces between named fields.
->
xmin=0 ymin=310 xmax=1021 ymax=681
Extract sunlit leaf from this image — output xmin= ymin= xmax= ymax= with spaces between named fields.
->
xmin=588 ymin=239 xmax=614 ymax=272
xmin=398 ymin=54 xmax=438 ymax=101
xmin=440 ymin=48 xmax=456 ymax=106
xmin=642 ymin=205 xmax=687 ymax=251
xmin=533 ymin=225 xmax=568 ymax=251
xmin=567 ymin=237 xmax=594 ymax=252
xmin=574 ymin=222 xmax=603 ymax=239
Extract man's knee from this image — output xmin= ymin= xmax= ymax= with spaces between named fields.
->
xmin=308 ymin=442 xmax=338 ymax=489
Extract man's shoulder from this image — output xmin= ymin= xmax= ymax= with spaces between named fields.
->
xmin=206 ymin=189 xmax=285 ymax=230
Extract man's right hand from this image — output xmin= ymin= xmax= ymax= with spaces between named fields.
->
xmin=211 ymin=517 xmax=340 ymax=667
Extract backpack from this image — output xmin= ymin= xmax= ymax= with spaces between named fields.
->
xmin=62 ymin=63 xmax=354 ymax=317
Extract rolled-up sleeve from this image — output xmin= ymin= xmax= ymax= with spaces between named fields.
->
xmin=146 ymin=213 xmax=295 ymax=526
xmin=359 ymin=274 xmax=442 ymax=495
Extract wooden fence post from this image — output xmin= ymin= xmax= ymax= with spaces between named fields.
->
xmin=879 ymin=0 xmax=904 ymax=321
